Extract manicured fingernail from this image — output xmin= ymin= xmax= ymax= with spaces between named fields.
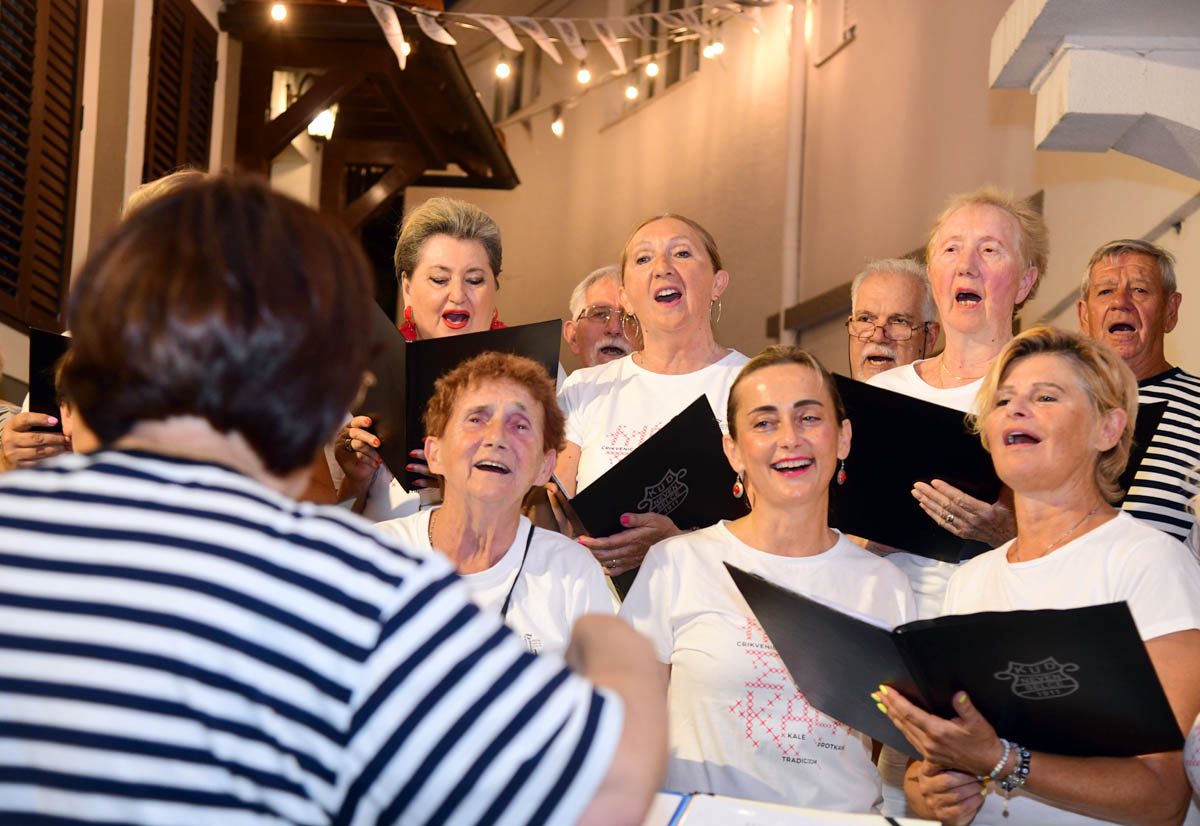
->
xmin=47 ymin=417 xmax=57 ymax=425
xmin=876 ymin=703 xmax=888 ymax=714
xmin=374 ymin=459 xmax=382 ymax=467
xmin=870 ymin=692 xmax=881 ymax=702
xmin=363 ymin=418 xmax=371 ymax=426
xmin=373 ymin=439 xmax=380 ymax=447
xmin=620 ymin=514 xmax=631 ymax=526
xmin=878 ymin=685 xmax=888 ymax=696
xmin=957 ymin=693 xmax=968 ymax=704
xmin=410 ymin=450 xmax=421 ymax=457
xmin=577 ymin=538 xmax=588 ymax=545
xmin=980 ymin=788 xmax=988 ymax=797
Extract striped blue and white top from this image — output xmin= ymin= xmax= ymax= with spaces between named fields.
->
xmin=1124 ymin=368 xmax=1200 ymax=542
xmin=0 ymin=449 xmax=622 ymax=825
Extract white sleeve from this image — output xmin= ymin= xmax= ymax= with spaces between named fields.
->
xmin=617 ymin=543 xmax=678 ymax=664
xmin=1115 ymin=535 xmax=1200 ymax=641
xmin=557 ymin=373 xmax=586 ymax=448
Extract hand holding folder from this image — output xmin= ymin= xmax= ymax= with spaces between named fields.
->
xmin=727 ymin=563 xmax=1182 ymax=760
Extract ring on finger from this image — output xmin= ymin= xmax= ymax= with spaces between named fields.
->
xmin=345 ymin=438 xmax=353 ymax=451
xmin=943 ymin=509 xmax=955 ymax=524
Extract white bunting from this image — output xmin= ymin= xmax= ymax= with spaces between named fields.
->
xmin=623 ymin=17 xmax=653 ymax=40
xmin=676 ymin=8 xmax=708 ymax=36
xmin=366 ymin=0 xmax=407 ymax=70
xmin=511 ymin=16 xmax=561 ymax=63
xmin=415 ymin=10 xmax=456 ymax=46
xmin=654 ymin=11 xmax=688 ymax=31
xmin=551 ymin=18 xmax=588 ymax=61
xmin=590 ymin=18 xmax=627 ymax=73
xmin=471 ymin=14 xmax=524 ymax=51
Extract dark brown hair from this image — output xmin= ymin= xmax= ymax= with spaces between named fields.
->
xmin=61 ymin=174 xmax=375 ymax=476
xmin=423 ymin=352 xmax=565 ymax=456
xmin=726 ymin=345 xmax=846 ymax=439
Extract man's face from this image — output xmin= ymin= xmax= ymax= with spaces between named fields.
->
xmin=564 ymin=277 xmax=641 ymax=367
xmin=1077 ymin=252 xmax=1181 ymax=381
xmin=848 ymin=271 xmax=938 ymax=380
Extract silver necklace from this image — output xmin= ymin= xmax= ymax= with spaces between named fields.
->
xmin=427 ymin=509 xmax=437 ymax=545
xmin=1014 ymin=504 xmax=1102 ymax=561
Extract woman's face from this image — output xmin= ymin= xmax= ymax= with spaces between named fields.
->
xmin=723 ymin=363 xmax=851 ymax=510
xmin=425 ymin=378 xmax=555 ymax=508
xmin=621 ymin=217 xmax=728 ymax=337
xmin=927 ymin=204 xmax=1036 ymax=336
xmin=402 ymin=234 xmax=498 ymax=339
xmin=983 ymin=353 xmax=1124 ymax=498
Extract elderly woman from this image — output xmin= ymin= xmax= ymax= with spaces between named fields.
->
xmin=620 ymin=346 xmax=915 ymax=811
xmin=557 ymin=214 xmax=749 ymax=576
xmin=377 ymin=351 xmax=613 ymax=657
xmin=878 ymin=327 xmax=1200 ymax=826
xmin=867 ymin=187 xmax=1047 ymax=619
xmin=336 ymin=197 xmax=507 ymax=520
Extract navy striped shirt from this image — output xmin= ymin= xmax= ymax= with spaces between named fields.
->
xmin=1123 ymin=368 xmax=1200 ymax=541
xmin=0 ymin=450 xmax=622 ymax=825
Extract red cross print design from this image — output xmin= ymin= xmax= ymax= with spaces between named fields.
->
xmin=601 ymin=422 xmax=664 ymax=466
xmin=727 ymin=615 xmax=849 ymax=754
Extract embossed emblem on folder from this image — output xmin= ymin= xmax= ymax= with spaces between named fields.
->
xmin=637 ymin=468 xmax=689 ymax=516
xmin=994 ymin=657 xmax=1080 ymax=700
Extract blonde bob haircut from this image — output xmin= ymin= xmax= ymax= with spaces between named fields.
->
xmin=970 ymin=326 xmax=1138 ymax=504
xmin=926 ymin=186 xmax=1049 ymax=311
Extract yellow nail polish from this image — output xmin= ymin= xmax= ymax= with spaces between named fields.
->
xmin=878 ymin=685 xmax=889 ymax=696
xmin=957 ymin=693 xmax=968 ymax=705
xmin=870 ymin=692 xmax=881 ymax=702
xmin=876 ymin=702 xmax=888 ymax=714
xmin=980 ymin=788 xmax=988 ymax=797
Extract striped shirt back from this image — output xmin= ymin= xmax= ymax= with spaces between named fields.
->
xmin=0 ymin=450 xmax=621 ymax=825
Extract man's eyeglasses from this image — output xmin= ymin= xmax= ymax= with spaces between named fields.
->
xmin=844 ymin=316 xmax=928 ymax=341
xmin=577 ymin=305 xmax=640 ymax=338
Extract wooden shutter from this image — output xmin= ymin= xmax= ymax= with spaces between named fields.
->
xmin=143 ymin=0 xmax=217 ymax=181
xmin=0 ymin=0 xmax=87 ymax=331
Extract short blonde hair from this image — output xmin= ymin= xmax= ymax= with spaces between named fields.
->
xmin=394 ymin=197 xmax=502 ymax=284
xmin=123 ymin=168 xmax=208 ymax=217
xmin=927 ymin=187 xmax=1049 ymax=311
xmin=970 ymin=327 xmax=1137 ymax=503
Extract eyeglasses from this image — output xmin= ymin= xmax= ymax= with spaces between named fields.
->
xmin=576 ymin=305 xmax=640 ymax=339
xmin=844 ymin=316 xmax=928 ymax=341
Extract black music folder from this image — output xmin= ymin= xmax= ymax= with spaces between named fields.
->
xmin=833 ymin=374 xmax=1001 ymax=561
xmin=355 ymin=303 xmax=562 ymax=487
xmin=727 ymin=564 xmax=1183 ymax=760
xmin=569 ymin=395 xmax=743 ymax=539
xmin=28 ymin=328 xmax=70 ymax=433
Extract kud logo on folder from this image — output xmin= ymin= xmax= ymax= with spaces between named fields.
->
xmin=637 ymin=468 xmax=690 ymax=516
xmin=994 ymin=657 xmax=1081 ymax=700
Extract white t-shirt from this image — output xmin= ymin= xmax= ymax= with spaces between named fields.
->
xmin=1187 ymin=712 xmax=1200 ymax=807
xmin=942 ymin=511 xmax=1200 ymax=826
xmin=378 ymin=510 xmax=616 ymax=657
xmin=868 ymin=359 xmax=985 ymax=619
xmin=619 ymin=522 xmax=916 ymax=812
xmin=559 ymin=350 xmax=750 ymax=493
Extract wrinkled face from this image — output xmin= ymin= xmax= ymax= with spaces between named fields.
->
xmin=402 ymin=235 xmax=498 ymax=339
xmin=982 ymin=353 xmax=1120 ymax=498
xmin=426 ymin=378 xmax=555 ymax=507
xmin=621 ymin=217 xmax=729 ymax=336
xmin=565 ymin=277 xmax=641 ymax=367
xmin=928 ymin=205 xmax=1035 ymax=336
xmin=1077 ymin=253 xmax=1181 ymax=380
xmin=723 ymin=363 xmax=851 ymax=509
xmin=848 ymin=271 xmax=935 ymax=380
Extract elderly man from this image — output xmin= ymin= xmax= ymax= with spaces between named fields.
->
xmin=1077 ymin=238 xmax=1198 ymax=545
xmin=846 ymin=258 xmax=940 ymax=381
xmin=563 ymin=265 xmax=641 ymax=368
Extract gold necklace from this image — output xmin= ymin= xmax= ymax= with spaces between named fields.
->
xmin=1012 ymin=504 xmax=1102 ymax=562
xmin=939 ymin=354 xmax=988 ymax=383
xmin=427 ymin=509 xmax=437 ymax=546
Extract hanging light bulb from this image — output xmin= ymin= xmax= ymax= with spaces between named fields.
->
xmin=495 ymin=60 xmax=511 ymax=79
xmin=551 ymin=116 xmax=564 ymax=137
xmin=624 ymin=84 xmax=639 ymax=100
xmin=576 ymin=64 xmax=592 ymax=84
xmin=270 ymin=3 xmax=287 ymax=21
xmin=645 ymin=61 xmax=660 ymax=78
xmin=702 ymin=43 xmax=715 ymax=59
xmin=711 ymin=40 xmax=724 ymax=55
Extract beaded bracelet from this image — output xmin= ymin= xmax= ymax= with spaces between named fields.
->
xmin=998 ymin=743 xmax=1031 ymax=793
xmin=977 ymin=738 xmax=1012 ymax=781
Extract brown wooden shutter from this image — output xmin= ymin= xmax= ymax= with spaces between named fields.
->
xmin=143 ymin=0 xmax=217 ymax=181
xmin=0 ymin=0 xmax=87 ymax=332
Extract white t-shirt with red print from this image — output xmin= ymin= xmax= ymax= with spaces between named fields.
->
xmin=619 ymin=522 xmax=915 ymax=812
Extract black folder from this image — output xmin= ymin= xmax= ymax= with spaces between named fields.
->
xmin=355 ymin=303 xmax=562 ymax=487
xmin=569 ymin=395 xmax=743 ymax=539
xmin=727 ymin=563 xmax=1183 ymax=760
xmin=28 ymin=328 xmax=70 ymax=433
xmin=833 ymin=375 xmax=1000 ymax=561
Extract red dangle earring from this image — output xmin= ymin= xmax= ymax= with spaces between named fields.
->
xmin=731 ymin=472 xmax=745 ymax=498
xmin=836 ymin=459 xmax=847 ymax=486
xmin=490 ymin=307 xmax=504 ymax=330
xmin=400 ymin=305 xmax=418 ymax=341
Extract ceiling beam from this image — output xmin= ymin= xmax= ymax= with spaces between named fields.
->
xmin=341 ymin=150 xmax=426 ymax=230
xmin=259 ymin=67 xmax=360 ymax=161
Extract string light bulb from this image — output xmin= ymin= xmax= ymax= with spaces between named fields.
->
xmin=702 ymin=43 xmax=715 ymax=59
xmin=551 ymin=116 xmax=564 ymax=137
xmin=645 ymin=61 xmax=659 ymax=77
xmin=624 ymin=84 xmax=639 ymax=100
xmin=576 ymin=64 xmax=592 ymax=84
xmin=495 ymin=60 xmax=511 ymax=79
xmin=711 ymin=40 xmax=724 ymax=55
xmin=270 ymin=3 xmax=287 ymax=21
